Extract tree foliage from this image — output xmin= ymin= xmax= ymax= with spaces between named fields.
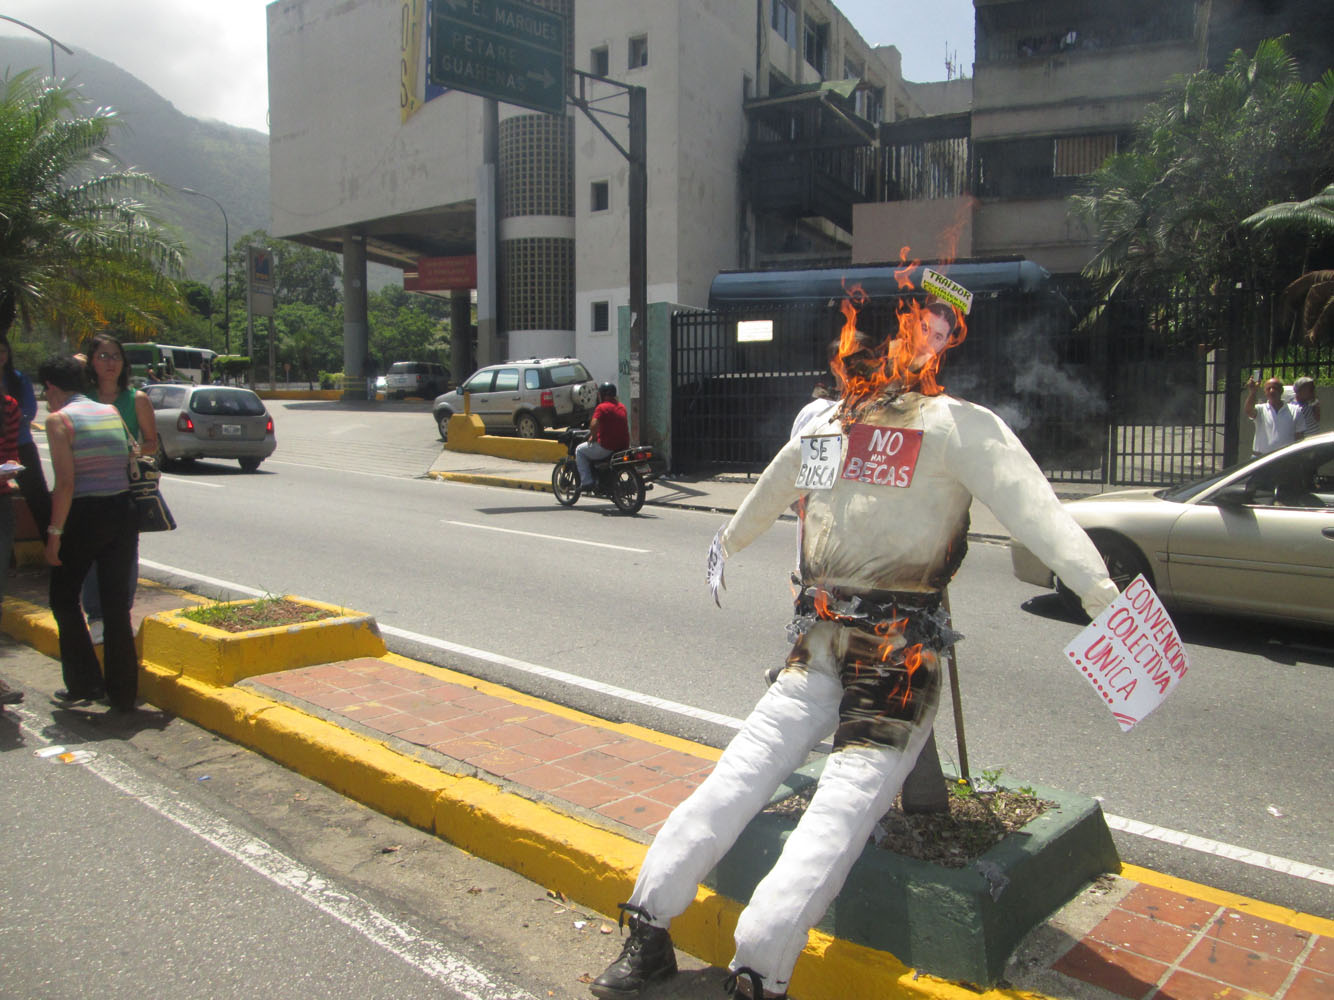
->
xmin=0 ymin=70 xmax=186 ymax=341
xmin=1075 ymin=38 xmax=1334 ymax=312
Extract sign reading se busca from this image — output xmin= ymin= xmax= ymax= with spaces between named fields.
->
xmin=429 ymin=0 xmax=567 ymax=116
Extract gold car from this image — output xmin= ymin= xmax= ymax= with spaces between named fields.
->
xmin=1011 ymin=432 xmax=1334 ymax=627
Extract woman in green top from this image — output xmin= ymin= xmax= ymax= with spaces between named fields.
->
xmin=81 ymin=333 xmax=159 ymax=634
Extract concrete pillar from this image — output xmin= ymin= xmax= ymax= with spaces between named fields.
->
xmin=450 ymin=289 xmax=473 ymax=381
xmin=342 ymin=229 xmax=369 ymax=401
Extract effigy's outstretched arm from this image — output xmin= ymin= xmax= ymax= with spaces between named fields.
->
xmin=944 ymin=404 xmax=1119 ymax=619
xmin=720 ymin=437 xmax=805 ymax=559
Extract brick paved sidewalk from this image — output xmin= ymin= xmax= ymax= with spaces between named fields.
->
xmin=1055 ymin=882 xmax=1331 ymax=1000
xmin=250 ymin=657 xmax=719 ymax=839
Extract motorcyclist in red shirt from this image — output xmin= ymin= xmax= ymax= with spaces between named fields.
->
xmin=577 ymin=382 xmax=630 ymax=491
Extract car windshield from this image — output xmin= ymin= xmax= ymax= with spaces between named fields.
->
xmin=1158 ymin=455 xmax=1260 ymax=502
xmin=149 ymin=387 xmax=189 ymax=410
xmin=189 ymin=389 xmax=266 ymax=416
xmin=548 ymin=363 xmax=591 ymax=386
xmin=389 ymin=362 xmax=419 ymax=374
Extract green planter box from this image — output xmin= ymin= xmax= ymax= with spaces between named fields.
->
xmin=709 ymin=761 xmax=1119 ymax=986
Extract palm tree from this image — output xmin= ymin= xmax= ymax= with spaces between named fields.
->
xmin=1074 ymin=38 xmax=1334 ymax=327
xmin=0 ymin=69 xmax=185 ymax=340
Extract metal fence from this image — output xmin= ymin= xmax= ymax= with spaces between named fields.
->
xmin=670 ymin=284 xmax=1333 ymax=484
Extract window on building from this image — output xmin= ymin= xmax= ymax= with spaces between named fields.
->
xmin=590 ymin=180 xmax=610 ymax=212
xmin=771 ymin=0 xmax=798 ymax=48
xmin=1053 ymin=133 xmax=1118 ymax=176
xmin=855 ymin=83 xmax=884 ymax=123
xmin=628 ymin=35 xmax=647 ymax=69
xmin=590 ymin=45 xmax=609 ymax=76
xmin=844 ymin=57 xmax=864 ymax=80
xmin=592 ymin=301 xmax=610 ymax=333
xmin=803 ymin=17 xmax=828 ymax=78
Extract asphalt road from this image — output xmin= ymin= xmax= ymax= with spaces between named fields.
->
xmin=31 ymin=398 xmax=1334 ymax=919
xmin=0 ymin=660 xmax=712 ymax=999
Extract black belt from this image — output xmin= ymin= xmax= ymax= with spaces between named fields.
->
xmin=787 ymin=581 xmax=959 ymax=649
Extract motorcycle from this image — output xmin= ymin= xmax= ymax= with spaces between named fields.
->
xmin=551 ymin=428 xmax=662 ymax=515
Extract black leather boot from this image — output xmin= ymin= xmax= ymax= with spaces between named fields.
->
xmin=589 ymin=904 xmax=678 ymax=998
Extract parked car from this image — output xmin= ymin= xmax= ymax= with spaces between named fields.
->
xmin=144 ymin=384 xmax=277 ymax=472
xmin=432 ymin=357 xmax=599 ymax=440
xmin=385 ymin=361 xmax=449 ymax=399
xmin=1011 ymin=432 xmax=1334 ymax=628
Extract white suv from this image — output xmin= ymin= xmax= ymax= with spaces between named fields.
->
xmin=432 ymin=358 xmax=599 ymax=440
xmin=385 ymin=361 xmax=450 ymax=399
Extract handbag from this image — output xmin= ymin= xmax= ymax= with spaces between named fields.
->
xmin=116 ymin=407 xmax=176 ymax=533
xmin=128 ymin=454 xmax=177 ymax=532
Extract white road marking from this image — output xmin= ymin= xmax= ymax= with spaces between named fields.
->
xmin=136 ymin=561 xmax=1332 ymax=889
xmin=8 ymin=703 xmax=540 ymax=1000
xmin=160 ymin=475 xmax=223 ymax=488
xmin=443 ymin=519 xmax=650 ymax=553
xmin=1102 ymin=813 xmax=1334 ymax=886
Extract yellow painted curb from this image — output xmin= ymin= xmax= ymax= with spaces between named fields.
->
xmin=141 ymin=596 xmax=386 ymax=686
xmin=445 ymin=412 xmax=566 ymax=461
xmin=255 ymin=389 xmax=343 ymax=400
xmin=1121 ymin=863 xmax=1334 ymax=937
xmin=1 ymin=596 xmax=60 ymax=658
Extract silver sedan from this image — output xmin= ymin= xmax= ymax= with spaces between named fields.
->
xmin=1011 ymin=431 xmax=1334 ymax=627
xmin=144 ymin=384 xmax=277 ymax=472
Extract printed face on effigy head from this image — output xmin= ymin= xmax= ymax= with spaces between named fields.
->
xmin=909 ymin=304 xmax=956 ymax=373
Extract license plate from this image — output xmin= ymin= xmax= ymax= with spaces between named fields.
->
xmin=222 ymin=424 xmax=242 ymax=436
xmin=635 ymin=463 xmax=651 ymax=474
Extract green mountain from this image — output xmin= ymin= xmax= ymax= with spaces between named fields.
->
xmin=0 ymin=36 xmax=269 ymax=286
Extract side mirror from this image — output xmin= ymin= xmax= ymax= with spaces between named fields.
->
xmin=1210 ymin=484 xmax=1252 ymax=507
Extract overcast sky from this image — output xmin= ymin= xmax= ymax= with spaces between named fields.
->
xmin=0 ymin=0 xmax=975 ymax=134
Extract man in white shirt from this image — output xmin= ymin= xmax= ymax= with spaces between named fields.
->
xmin=1245 ymin=376 xmax=1298 ymax=456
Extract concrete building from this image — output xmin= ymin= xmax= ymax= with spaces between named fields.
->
xmin=853 ymin=0 xmax=1334 ymax=276
xmin=267 ymin=0 xmax=918 ymax=422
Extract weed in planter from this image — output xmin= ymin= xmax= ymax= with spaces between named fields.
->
xmin=766 ymin=767 xmax=1055 ymax=868
xmin=181 ymin=596 xmax=336 ymax=633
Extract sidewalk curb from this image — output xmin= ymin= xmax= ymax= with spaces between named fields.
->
xmin=1 ymin=595 xmax=1045 ymax=1000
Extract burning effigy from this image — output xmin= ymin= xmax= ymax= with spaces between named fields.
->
xmin=590 ymin=257 xmax=1121 ymax=1000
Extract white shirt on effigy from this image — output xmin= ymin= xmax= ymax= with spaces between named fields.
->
xmin=725 ymin=391 xmax=1119 ymax=621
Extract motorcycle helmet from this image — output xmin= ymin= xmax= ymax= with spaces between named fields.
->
xmin=598 ymin=381 xmax=618 ymax=399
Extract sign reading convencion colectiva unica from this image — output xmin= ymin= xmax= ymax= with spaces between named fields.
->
xmin=1063 ymin=575 xmax=1189 ymax=731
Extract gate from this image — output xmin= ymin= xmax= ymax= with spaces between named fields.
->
xmin=670 ymin=283 xmax=1328 ymax=484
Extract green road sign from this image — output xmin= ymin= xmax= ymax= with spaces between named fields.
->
xmin=430 ymin=0 xmax=567 ymax=115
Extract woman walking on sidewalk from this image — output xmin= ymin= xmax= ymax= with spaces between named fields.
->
xmin=38 ymin=355 xmax=139 ymax=711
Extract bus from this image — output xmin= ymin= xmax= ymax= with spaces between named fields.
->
xmin=122 ymin=343 xmax=218 ymax=385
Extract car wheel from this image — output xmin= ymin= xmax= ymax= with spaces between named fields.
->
xmin=610 ymin=468 xmax=645 ymax=515
xmin=552 ymin=460 xmax=581 ymax=506
xmin=514 ymin=412 xmax=540 ymax=438
xmin=437 ymin=411 xmax=452 ymax=441
xmin=1057 ymin=533 xmax=1151 ymax=616
xmin=238 ymin=457 xmax=262 ymax=473
xmin=156 ymin=439 xmax=173 ymax=470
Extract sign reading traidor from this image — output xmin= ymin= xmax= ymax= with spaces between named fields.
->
xmin=1062 ymin=575 xmax=1189 ymax=731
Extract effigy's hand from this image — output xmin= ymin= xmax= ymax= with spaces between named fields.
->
xmin=706 ymin=526 xmax=727 ymax=607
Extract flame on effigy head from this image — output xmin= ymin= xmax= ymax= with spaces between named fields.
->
xmin=833 ymin=246 xmax=968 ymax=408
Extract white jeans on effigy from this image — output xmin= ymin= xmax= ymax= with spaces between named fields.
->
xmin=627 ymin=623 xmax=939 ymax=992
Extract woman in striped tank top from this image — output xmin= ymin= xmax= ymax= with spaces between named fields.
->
xmin=38 ymin=356 xmax=140 ymax=712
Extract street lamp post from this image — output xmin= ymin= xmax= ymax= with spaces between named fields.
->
xmin=180 ymin=187 xmax=230 ymax=354
xmin=0 ymin=16 xmax=73 ymax=79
